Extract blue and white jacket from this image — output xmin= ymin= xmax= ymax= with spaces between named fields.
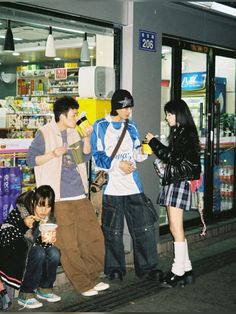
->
xmin=91 ymin=115 xmax=148 ymax=196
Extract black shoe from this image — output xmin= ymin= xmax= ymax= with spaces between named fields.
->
xmin=146 ymin=269 xmax=164 ymax=282
xmin=108 ymin=270 xmax=123 ymax=281
xmin=184 ymin=270 xmax=195 ymax=285
xmin=161 ymin=271 xmax=185 ymax=288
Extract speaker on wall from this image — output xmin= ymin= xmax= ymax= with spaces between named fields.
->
xmin=79 ymin=66 xmax=115 ymax=98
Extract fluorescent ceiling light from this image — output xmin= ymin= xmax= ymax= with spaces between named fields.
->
xmin=189 ymin=2 xmax=236 ymax=17
xmin=0 ymin=35 xmax=22 ymax=41
xmin=52 ymin=26 xmax=84 ymax=34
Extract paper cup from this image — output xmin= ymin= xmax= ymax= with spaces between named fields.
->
xmin=142 ymin=142 xmax=153 ymax=155
xmin=76 ymin=113 xmax=91 ymax=137
xmin=39 ymin=223 xmax=58 ymax=232
xmin=39 ymin=223 xmax=58 ymax=243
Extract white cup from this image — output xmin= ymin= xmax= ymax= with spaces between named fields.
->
xmin=39 ymin=223 xmax=58 ymax=243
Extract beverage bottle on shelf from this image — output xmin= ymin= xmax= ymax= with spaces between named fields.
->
xmin=38 ymin=79 xmax=44 ymax=92
xmin=225 ymin=166 xmax=231 ymax=183
xmin=220 ymin=183 xmax=226 ymax=198
xmin=222 ymin=159 xmax=227 ymax=182
xmin=228 ymin=184 xmax=233 ymax=198
xmin=229 ymin=166 xmax=234 ymax=184
xmin=221 ymin=196 xmax=226 ymax=211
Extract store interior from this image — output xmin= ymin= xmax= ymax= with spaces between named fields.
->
xmin=0 ymin=6 xmax=115 ymax=217
xmin=0 ymin=6 xmax=115 ymax=133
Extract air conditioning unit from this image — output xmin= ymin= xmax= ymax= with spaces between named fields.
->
xmin=79 ymin=66 xmax=115 ymax=98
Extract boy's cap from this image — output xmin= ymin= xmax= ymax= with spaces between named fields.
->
xmin=111 ymin=89 xmax=134 ymax=114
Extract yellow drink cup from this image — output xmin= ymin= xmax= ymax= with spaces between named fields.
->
xmin=142 ymin=141 xmax=153 ymax=155
xmin=76 ymin=112 xmax=91 ymax=137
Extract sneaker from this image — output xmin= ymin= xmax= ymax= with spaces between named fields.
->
xmin=36 ymin=288 xmax=61 ymax=303
xmin=18 ymin=292 xmax=43 ymax=309
xmin=93 ymin=282 xmax=110 ymax=291
xmin=81 ymin=289 xmax=98 ymax=297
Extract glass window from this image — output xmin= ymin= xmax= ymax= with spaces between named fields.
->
xmin=161 ymin=45 xmax=172 ymax=141
xmin=214 ymin=56 xmax=236 ymax=212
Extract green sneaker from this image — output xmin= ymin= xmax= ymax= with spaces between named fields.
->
xmin=36 ymin=288 xmax=61 ymax=303
xmin=18 ymin=292 xmax=43 ymax=309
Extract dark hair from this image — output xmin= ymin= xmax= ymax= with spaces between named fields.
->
xmin=16 ymin=185 xmax=55 ymax=221
xmin=165 ymin=99 xmax=200 ymax=150
xmin=164 ymin=99 xmax=196 ymax=129
xmin=53 ymin=96 xmax=79 ymax=122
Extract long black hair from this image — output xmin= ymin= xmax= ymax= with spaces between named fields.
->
xmin=164 ymin=99 xmax=200 ymax=150
xmin=164 ymin=99 xmax=197 ymax=129
xmin=16 ymin=185 xmax=55 ymax=221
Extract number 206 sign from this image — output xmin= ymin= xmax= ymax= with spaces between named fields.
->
xmin=139 ymin=30 xmax=156 ymax=52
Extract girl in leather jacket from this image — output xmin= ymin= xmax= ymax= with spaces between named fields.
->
xmin=146 ymin=99 xmax=201 ymax=288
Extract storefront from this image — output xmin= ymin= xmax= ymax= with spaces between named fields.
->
xmin=160 ymin=37 xmax=236 ymax=230
xmin=0 ymin=1 xmax=236 ymax=233
xmin=0 ymin=2 xmax=121 ymax=222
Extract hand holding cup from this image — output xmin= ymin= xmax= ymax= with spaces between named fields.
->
xmin=39 ymin=223 xmax=58 ymax=244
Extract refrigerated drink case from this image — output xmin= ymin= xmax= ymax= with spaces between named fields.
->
xmin=182 ymin=72 xmax=235 ymax=213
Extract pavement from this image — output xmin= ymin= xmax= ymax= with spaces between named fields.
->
xmin=5 ymin=218 xmax=236 ymax=313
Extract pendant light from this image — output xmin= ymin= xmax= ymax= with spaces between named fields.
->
xmin=45 ymin=26 xmax=56 ymax=57
xmin=3 ymin=20 xmax=15 ymax=52
xmin=80 ymin=32 xmax=90 ymax=62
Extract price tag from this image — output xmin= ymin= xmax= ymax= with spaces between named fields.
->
xmin=139 ymin=30 xmax=156 ymax=52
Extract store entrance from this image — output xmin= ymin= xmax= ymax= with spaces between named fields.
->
xmin=161 ymin=37 xmax=236 ymax=228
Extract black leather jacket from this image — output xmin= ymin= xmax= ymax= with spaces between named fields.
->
xmin=149 ymin=126 xmax=201 ymax=186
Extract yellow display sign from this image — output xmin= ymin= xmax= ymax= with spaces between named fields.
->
xmin=77 ymin=98 xmax=111 ymax=126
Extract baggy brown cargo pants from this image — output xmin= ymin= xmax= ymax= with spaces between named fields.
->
xmin=55 ymin=198 xmax=105 ymax=293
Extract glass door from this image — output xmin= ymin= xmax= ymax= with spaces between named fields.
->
xmin=181 ymin=48 xmax=207 ymax=223
xmin=161 ymin=37 xmax=236 ymax=232
xmin=213 ymin=55 xmax=236 ymax=213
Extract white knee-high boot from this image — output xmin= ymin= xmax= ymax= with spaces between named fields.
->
xmin=184 ymin=238 xmax=192 ymax=272
xmin=171 ymin=242 xmax=185 ymax=276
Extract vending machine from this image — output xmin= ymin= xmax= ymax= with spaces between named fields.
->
xmin=182 ymin=72 xmax=235 ymax=214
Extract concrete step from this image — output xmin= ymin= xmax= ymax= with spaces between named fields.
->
xmin=54 ymin=217 xmax=236 ymax=288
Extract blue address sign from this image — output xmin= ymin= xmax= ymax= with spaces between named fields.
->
xmin=139 ymin=30 xmax=156 ymax=52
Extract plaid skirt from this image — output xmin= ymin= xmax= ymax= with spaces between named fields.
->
xmin=158 ymin=181 xmax=192 ymax=211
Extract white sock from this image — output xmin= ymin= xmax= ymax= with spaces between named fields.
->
xmin=171 ymin=241 xmax=185 ymax=276
xmin=184 ymin=238 xmax=192 ymax=272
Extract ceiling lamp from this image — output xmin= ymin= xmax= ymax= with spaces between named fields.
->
xmin=45 ymin=26 xmax=56 ymax=57
xmin=80 ymin=32 xmax=90 ymax=62
xmin=3 ymin=20 xmax=15 ymax=52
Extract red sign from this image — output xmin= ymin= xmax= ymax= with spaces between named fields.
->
xmin=55 ymin=68 xmax=67 ymax=80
